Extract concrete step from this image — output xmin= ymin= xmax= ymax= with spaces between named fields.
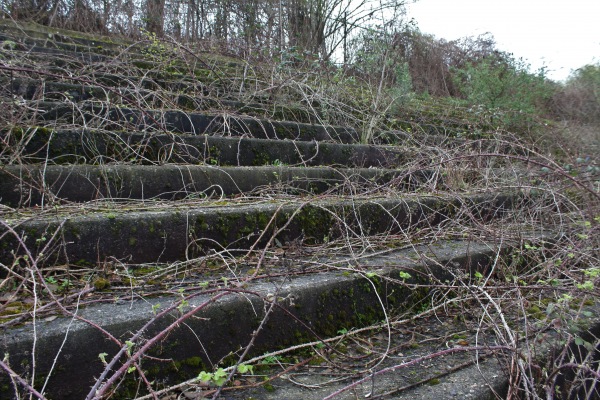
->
xmin=224 ymin=299 xmax=600 ymax=400
xmin=0 ymin=192 xmax=525 ymax=266
xmin=0 ymin=28 xmax=125 ymax=57
xmin=0 ymin=38 xmax=111 ymax=63
xmin=3 ymin=62 xmax=222 ymax=97
xmin=0 ymin=165 xmax=491 ymax=207
xmin=2 ymin=77 xmax=318 ymax=124
xmin=379 ymin=130 xmax=531 ymax=155
xmin=3 ymin=50 xmax=235 ymax=91
xmin=0 ymin=39 xmax=269 ymax=102
xmin=2 ymin=128 xmax=406 ymax=167
xmin=29 ymin=101 xmax=359 ymax=142
xmin=0 ymin=19 xmax=246 ymax=71
xmin=0 ymin=237 xmax=550 ymax=399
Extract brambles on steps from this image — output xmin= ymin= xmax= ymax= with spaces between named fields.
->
xmin=0 ymin=19 xmax=599 ymax=400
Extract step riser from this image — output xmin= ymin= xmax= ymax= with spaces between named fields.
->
xmin=3 ymin=78 xmax=319 ymax=123
xmin=0 ymin=21 xmax=127 ymax=51
xmin=36 ymin=103 xmax=358 ymax=142
xmin=0 ymin=31 xmax=120 ymax=56
xmin=3 ymin=129 xmax=402 ymax=167
xmin=0 ymin=241 xmax=499 ymax=399
xmin=0 ymin=165 xmax=439 ymax=207
xmin=0 ymin=194 xmax=519 ymax=266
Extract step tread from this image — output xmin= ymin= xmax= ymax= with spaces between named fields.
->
xmin=0 ymin=234 xmax=571 ymax=400
xmin=0 ymin=164 xmax=529 ymax=207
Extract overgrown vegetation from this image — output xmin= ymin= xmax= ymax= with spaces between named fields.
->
xmin=0 ymin=2 xmax=599 ymax=400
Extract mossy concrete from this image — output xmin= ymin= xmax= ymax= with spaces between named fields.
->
xmin=36 ymin=101 xmax=359 ymax=142
xmin=379 ymin=130 xmax=531 ymax=155
xmin=10 ymin=128 xmax=409 ymax=167
xmin=0 ymin=192 xmax=522 ymax=266
xmin=0 ymin=240 xmax=507 ymax=399
xmin=0 ymin=165 xmax=433 ymax=207
xmin=2 ymin=77 xmax=316 ymax=122
xmin=0 ymin=18 xmax=131 ymax=54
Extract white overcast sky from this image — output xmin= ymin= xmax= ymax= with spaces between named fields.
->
xmin=404 ymin=0 xmax=600 ymax=82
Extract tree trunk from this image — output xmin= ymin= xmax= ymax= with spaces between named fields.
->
xmin=146 ymin=0 xmax=165 ymax=36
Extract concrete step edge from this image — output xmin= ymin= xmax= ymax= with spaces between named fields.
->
xmin=0 ymin=237 xmax=551 ymax=399
xmin=0 ymin=192 xmax=526 ymax=265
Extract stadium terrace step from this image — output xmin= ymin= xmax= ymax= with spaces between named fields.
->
xmin=32 ymin=101 xmax=359 ymax=142
xmin=0 ymin=237 xmax=556 ymax=399
xmin=0 ymin=192 xmax=524 ymax=266
xmin=1 ymin=163 xmax=531 ymax=208
xmin=0 ymin=18 xmax=133 ymax=55
xmin=226 ymin=300 xmax=600 ymax=400
xmin=2 ymin=77 xmax=319 ymax=123
xmin=0 ymin=165 xmax=483 ymax=207
xmin=2 ymin=128 xmax=406 ymax=167
xmin=379 ymin=130 xmax=531 ymax=155
xmin=3 ymin=53 xmax=238 ymax=92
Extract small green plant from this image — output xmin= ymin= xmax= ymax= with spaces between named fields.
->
xmin=261 ymin=355 xmax=283 ymax=364
xmin=398 ymin=271 xmax=412 ymax=281
xmin=1 ymin=40 xmax=16 ymax=50
xmin=59 ymin=279 xmax=72 ymax=291
xmin=125 ymin=340 xmax=135 ymax=356
xmin=176 ymin=288 xmax=189 ymax=313
xmin=45 ymin=276 xmax=58 ymax=285
xmin=197 ymin=367 xmax=228 ymax=386
xmin=237 ymin=363 xmax=254 ymax=374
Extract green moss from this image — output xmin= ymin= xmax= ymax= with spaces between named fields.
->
xmin=251 ymin=147 xmax=271 ymax=166
xmin=132 ymin=266 xmax=160 ymax=276
xmin=308 ymin=356 xmax=326 ymax=366
xmin=73 ymin=259 xmax=91 ymax=267
xmin=93 ymin=277 xmax=110 ymax=290
xmin=195 ymin=215 xmax=210 ymax=232
xmin=263 ymin=380 xmax=275 ymax=392
xmin=294 ymin=205 xmax=333 ymax=244
xmin=68 ymin=223 xmax=82 ymax=238
xmin=183 ymin=356 xmax=203 ymax=367
xmin=526 ymin=305 xmax=544 ymax=320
